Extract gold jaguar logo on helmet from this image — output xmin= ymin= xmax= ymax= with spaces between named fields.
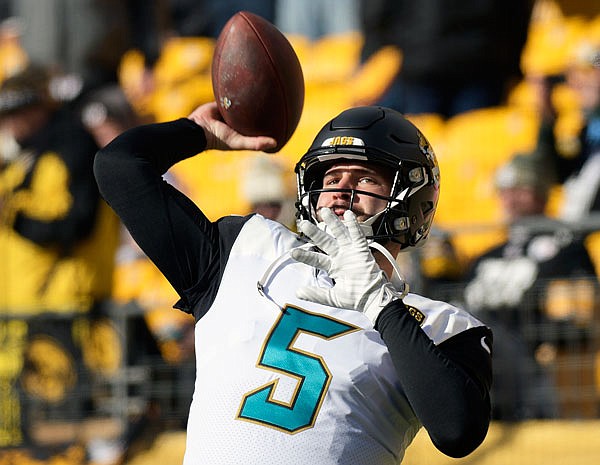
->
xmin=418 ymin=131 xmax=437 ymax=166
xmin=417 ymin=131 xmax=440 ymax=188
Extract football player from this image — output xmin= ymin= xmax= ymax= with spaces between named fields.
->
xmin=94 ymin=103 xmax=492 ymax=464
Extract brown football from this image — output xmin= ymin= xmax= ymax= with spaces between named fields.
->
xmin=211 ymin=11 xmax=304 ymax=152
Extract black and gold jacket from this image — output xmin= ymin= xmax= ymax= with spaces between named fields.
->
xmin=0 ymin=107 xmax=119 ymax=314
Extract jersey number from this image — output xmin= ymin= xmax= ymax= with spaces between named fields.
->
xmin=237 ymin=305 xmax=358 ymax=433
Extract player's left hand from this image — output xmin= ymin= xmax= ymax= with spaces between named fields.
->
xmin=290 ymin=207 xmax=405 ymax=323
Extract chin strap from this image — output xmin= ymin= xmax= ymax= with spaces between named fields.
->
xmin=368 ymin=240 xmax=409 ymax=296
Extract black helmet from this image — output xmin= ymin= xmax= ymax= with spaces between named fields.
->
xmin=295 ymin=106 xmax=440 ymax=248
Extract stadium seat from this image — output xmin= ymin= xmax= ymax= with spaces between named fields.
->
xmin=349 ymin=45 xmax=402 ymax=106
xmin=521 ymin=10 xmax=590 ymax=76
xmin=170 ymin=150 xmax=254 ymax=221
xmin=286 ymin=33 xmax=313 ymax=71
xmin=302 ymin=31 xmax=364 ymax=85
xmin=152 ymin=37 xmax=214 ymax=85
xmin=436 ymin=106 xmax=539 ymax=225
xmin=405 ymin=113 xmax=446 ymax=150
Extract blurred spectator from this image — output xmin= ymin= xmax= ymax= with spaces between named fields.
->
xmin=80 ymin=84 xmax=142 ymax=148
xmin=0 ymin=64 xmax=120 ymax=456
xmin=360 ymin=0 xmax=534 ymax=118
xmin=531 ymin=39 xmax=600 ymax=221
xmin=274 ymin=0 xmax=359 ymax=41
xmin=396 ymin=226 xmax=464 ymax=302
xmin=0 ymin=64 xmax=118 ymax=312
xmin=416 ymin=227 xmax=463 ymax=298
xmin=241 ymin=154 xmax=296 ymax=229
xmin=463 ymin=154 xmax=598 ymax=420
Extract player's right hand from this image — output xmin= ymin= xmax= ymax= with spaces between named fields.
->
xmin=187 ymin=102 xmax=277 ymax=152
xmin=291 ymin=208 xmax=406 ymax=323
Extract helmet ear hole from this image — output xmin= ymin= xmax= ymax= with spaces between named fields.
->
xmin=392 ymin=216 xmax=410 ymax=231
xmin=421 ymin=201 xmax=435 ymax=216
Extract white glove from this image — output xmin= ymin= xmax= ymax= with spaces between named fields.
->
xmin=290 ymin=207 xmax=405 ymax=323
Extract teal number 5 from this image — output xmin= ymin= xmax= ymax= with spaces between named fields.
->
xmin=237 ymin=305 xmax=359 ymax=433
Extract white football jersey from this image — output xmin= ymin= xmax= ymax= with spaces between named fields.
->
xmin=183 ymin=215 xmax=483 ymax=465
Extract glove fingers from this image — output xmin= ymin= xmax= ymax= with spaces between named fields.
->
xmin=320 ymin=207 xmax=350 ymax=245
xmin=290 ymin=248 xmax=332 ymax=271
xmin=298 ymin=220 xmax=338 ymax=254
xmin=342 ymin=210 xmax=367 ymax=244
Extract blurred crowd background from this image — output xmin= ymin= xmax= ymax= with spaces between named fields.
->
xmin=1 ymin=0 xmax=600 ymax=464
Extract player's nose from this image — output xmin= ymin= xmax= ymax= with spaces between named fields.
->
xmin=336 ymin=173 xmax=355 ymax=189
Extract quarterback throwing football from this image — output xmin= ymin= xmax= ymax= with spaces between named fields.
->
xmin=94 ymin=103 xmax=492 ymax=464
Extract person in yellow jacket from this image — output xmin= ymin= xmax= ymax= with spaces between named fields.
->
xmin=0 ymin=64 xmax=119 ymax=313
xmin=0 ymin=64 xmax=120 ymax=456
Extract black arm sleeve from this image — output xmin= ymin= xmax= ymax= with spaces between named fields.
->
xmin=376 ymin=300 xmax=493 ymax=458
xmin=94 ymin=118 xmax=226 ymax=314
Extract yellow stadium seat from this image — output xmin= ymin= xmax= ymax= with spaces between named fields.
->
xmin=585 ymin=231 xmax=600 ymax=279
xmin=147 ymin=73 xmax=214 ymax=122
xmin=286 ymin=33 xmax=313 ymax=71
xmin=349 ymin=45 xmax=402 ymax=106
xmin=302 ymin=31 xmax=364 ymax=85
xmin=508 ymin=78 xmax=582 ymax=123
xmin=405 ymin=113 xmax=446 ymax=150
xmin=435 ymin=106 xmax=539 ymax=225
xmin=507 ymin=79 xmax=539 ymax=111
xmin=118 ymin=49 xmax=153 ymax=117
xmin=119 ymin=37 xmax=215 ymax=122
xmin=171 ymin=150 xmax=256 ymax=221
xmin=153 ymin=37 xmax=215 ymax=86
xmin=112 ymin=259 xmax=157 ymax=304
xmin=448 ymin=225 xmax=507 ymax=266
xmin=521 ymin=14 xmax=590 ymax=76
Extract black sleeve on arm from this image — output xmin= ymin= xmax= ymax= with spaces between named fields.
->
xmin=94 ymin=118 xmax=221 ymax=314
xmin=375 ymin=300 xmax=493 ymax=458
